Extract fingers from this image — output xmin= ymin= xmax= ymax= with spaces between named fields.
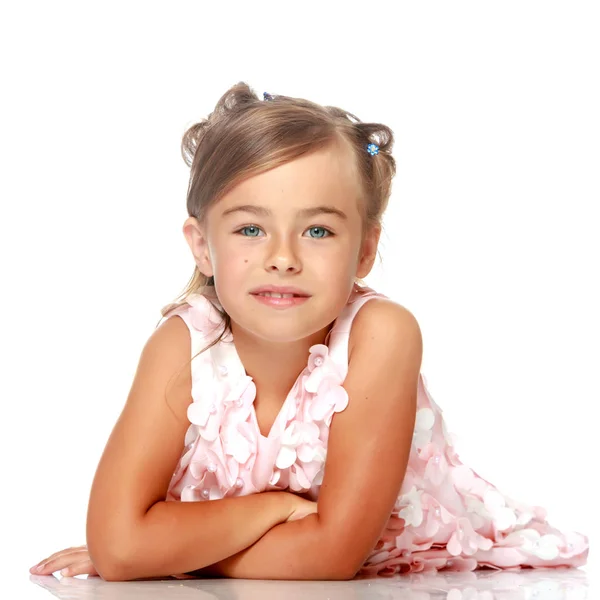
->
xmin=58 ymin=559 xmax=99 ymax=578
xmin=30 ymin=547 xmax=90 ymax=576
xmin=34 ymin=545 xmax=87 ymax=567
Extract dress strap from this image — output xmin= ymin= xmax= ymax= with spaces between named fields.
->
xmin=159 ymin=293 xmax=224 ymax=359
xmin=326 ymin=285 xmax=388 ymax=380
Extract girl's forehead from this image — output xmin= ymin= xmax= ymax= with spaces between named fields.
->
xmin=221 ymin=145 xmax=362 ymax=207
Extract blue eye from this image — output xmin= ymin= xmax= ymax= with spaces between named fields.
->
xmin=305 ymin=226 xmax=331 ymax=239
xmin=236 ymin=225 xmax=332 ymax=238
xmin=239 ymin=225 xmax=263 ymax=237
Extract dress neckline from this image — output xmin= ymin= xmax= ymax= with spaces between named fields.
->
xmin=204 ymin=283 xmax=364 ymax=441
xmin=229 ymin=311 xmax=343 ymax=441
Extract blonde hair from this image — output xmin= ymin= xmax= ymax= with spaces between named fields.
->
xmin=158 ymin=81 xmax=396 ymax=349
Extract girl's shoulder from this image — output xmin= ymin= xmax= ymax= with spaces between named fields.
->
xmin=348 ymin=292 xmax=422 ymax=363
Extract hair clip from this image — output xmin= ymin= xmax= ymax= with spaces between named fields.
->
xmin=263 ymin=92 xmax=275 ymax=101
xmin=366 ymin=142 xmax=379 ymax=156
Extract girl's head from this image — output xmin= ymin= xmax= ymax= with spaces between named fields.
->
xmin=163 ymin=82 xmax=396 ymax=344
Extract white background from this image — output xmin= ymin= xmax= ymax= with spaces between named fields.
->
xmin=1 ymin=0 xmax=597 ymax=592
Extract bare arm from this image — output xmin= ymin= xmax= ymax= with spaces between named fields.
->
xmin=113 ymin=492 xmax=294 ymax=581
xmin=86 ymin=315 xmax=294 ymax=581
xmin=198 ymin=300 xmax=421 ymax=580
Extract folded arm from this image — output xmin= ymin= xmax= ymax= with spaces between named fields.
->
xmin=86 ymin=316 xmax=297 ymax=581
xmin=199 ymin=299 xmax=422 ymax=580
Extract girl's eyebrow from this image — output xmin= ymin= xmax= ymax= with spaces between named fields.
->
xmin=221 ymin=204 xmax=348 ymax=220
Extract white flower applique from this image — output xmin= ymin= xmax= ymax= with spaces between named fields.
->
xmin=187 ymin=386 xmax=221 ymax=441
xmin=483 ymin=489 xmax=518 ymax=532
xmin=413 ymin=407 xmax=435 ymax=450
xmin=276 ymin=421 xmax=323 ymax=469
xmin=515 ymin=529 xmax=562 ymax=560
xmin=447 ymin=517 xmax=494 ymax=556
xmin=304 ymin=344 xmax=349 ymax=422
xmin=271 ymin=344 xmax=348 ymax=491
xmin=420 ymin=442 xmax=449 ymax=486
xmin=397 ymin=485 xmax=424 ymax=527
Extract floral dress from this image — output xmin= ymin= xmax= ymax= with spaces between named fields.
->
xmin=163 ymin=284 xmax=589 ymax=576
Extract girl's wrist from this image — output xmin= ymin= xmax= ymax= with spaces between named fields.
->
xmin=266 ymin=491 xmax=296 ymax=523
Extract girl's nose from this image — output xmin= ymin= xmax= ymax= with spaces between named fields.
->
xmin=265 ymin=238 xmax=301 ymax=273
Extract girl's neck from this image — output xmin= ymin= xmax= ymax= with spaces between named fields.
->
xmin=231 ymin=321 xmax=334 ymax=401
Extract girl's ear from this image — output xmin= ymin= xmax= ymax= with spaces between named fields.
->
xmin=356 ymin=224 xmax=381 ymax=279
xmin=182 ymin=217 xmax=214 ymax=278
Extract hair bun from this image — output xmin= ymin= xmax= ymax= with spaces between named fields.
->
xmin=356 ymin=123 xmax=394 ymax=154
xmin=214 ymin=81 xmax=260 ymax=113
xmin=181 ymin=82 xmax=261 ymax=167
xmin=181 ymin=120 xmax=211 ymax=167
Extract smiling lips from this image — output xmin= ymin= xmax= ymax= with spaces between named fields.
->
xmin=250 ymin=285 xmax=310 ymax=297
xmin=249 ymin=285 xmax=311 ymax=308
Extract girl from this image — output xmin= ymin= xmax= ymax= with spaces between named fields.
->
xmin=30 ymin=82 xmax=589 ymax=581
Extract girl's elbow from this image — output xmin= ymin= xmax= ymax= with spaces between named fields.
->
xmin=325 ymin=547 xmax=364 ymax=580
xmin=88 ymin=546 xmax=133 ymax=582
xmin=87 ymin=529 xmax=137 ymax=582
xmin=317 ymin=527 xmax=363 ymax=580
xmin=96 ymin=564 xmax=127 ymax=582
xmin=329 ymin=562 xmax=360 ymax=581
xmin=92 ymin=548 xmax=141 ymax=582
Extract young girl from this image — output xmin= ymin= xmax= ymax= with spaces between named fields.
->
xmin=30 ymin=82 xmax=589 ymax=581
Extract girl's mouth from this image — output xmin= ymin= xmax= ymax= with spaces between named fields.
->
xmin=254 ymin=292 xmax=301 ymax=298
xmin=250 ymin=292 xmax=311 ymax=309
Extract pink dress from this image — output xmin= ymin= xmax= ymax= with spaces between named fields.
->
xmin=163 ymin=284 xmax=589 ymax=576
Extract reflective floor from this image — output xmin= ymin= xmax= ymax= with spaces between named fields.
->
xmin=25 ymin=566 xmax=595 ymax=600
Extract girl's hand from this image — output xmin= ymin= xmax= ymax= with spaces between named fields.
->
xmin=285 ymin=494 xmax=318 ymax=523
xmin=28 ymin=494 xmax=317 ymax=579
xmin=30 ymin=545 xmax=99 ymax=578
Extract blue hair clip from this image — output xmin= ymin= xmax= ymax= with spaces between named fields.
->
xmin=263 ymin=92 xmax=275 ymax=101
xmin=366 ymin=142 xmax=379 ymax=156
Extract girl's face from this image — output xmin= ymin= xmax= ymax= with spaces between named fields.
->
xmin=185 ymin=141 xmax=380 ymax=343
